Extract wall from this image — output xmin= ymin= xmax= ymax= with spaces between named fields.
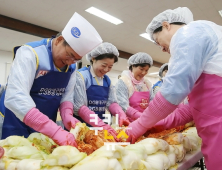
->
xmin=0 ymin=50 xmax=13 ymax=85
xmin=146 ymin=76 xmax=159 ymax=85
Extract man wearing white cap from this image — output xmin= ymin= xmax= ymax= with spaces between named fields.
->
xmin=0 ymin=12 xmax=102 ymax=147
xmin=126 ymin=6 xmax=222 ymax=169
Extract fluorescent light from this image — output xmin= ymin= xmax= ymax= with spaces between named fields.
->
xmin=140 ymin=33 xmax=155 ymax=43
xmin=148 ymin=72 xmax=159 ymax=75
xmin=85 ymin=7 xmax=123 ymax=25
xmin=219 ymin=10 xmax=222 ymax=18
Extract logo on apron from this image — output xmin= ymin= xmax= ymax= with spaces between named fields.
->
xmin=36 ymin=70 xmax=49 ymax=79
xmin=140 ymin=98 xmax=149 ymax=109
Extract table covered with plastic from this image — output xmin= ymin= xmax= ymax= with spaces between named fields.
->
xmin=177 ymin=147 xmax=204 ymax=170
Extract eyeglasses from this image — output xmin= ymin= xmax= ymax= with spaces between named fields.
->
xmin=65 ymin=45 xmax=81 ymax=62
xmin=153 ymin=33 xmax=163 ymax=50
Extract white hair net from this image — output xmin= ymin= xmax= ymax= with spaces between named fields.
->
xmin=159 ymin=63 xmax=168 ymax=77
xmin=146 ymin=7 xmax=193 ymax=41
xmin=127 ymin=52 xmax=153 ymax=66
xmin=86 ymin=42 xmax=119 ymax=61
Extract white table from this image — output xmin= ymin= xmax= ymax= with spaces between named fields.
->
xmin=177 ymin=147 xmax=203 ymax=170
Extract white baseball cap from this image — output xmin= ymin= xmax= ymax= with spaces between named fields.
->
xmin=62 ymin=12 xmax=103 ymax=56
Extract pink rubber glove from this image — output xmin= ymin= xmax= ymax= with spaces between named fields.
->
xmin=0 ymin=147 xmax=4 ymax=159
xmin=152 ymin=103 xmax=193 ymax=132
xmin=126 ymin=107 xmax=142 ymax=121
xmin=126 ymin=92 xmax=177 ymax=143
xmin=24 ymin=108 xmax=77 ymax=147
xmin=59 ymin=101 xmax=80 ymax=131
xmin=79 ymin=105 xmax=118 ymax=140
xmin=108 ymin=103 xmax=130 ymax=127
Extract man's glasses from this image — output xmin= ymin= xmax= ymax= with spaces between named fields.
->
xmin=65 ymin=46 xmax=81 ymax=62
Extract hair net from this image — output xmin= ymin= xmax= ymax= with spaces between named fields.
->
xmin=86 ymin=42 xmax=119 ymax=61
xmin=159 ymin=63 xmax=168 ymax=77
xmin=146 ymin=7 xmax=193 ymax=41
xmin=127 ymin=52 xmax=153 ymax=66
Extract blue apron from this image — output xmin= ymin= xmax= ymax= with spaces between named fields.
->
xmin=75 ymin=66 xmax=110 ymax=126
xmin=0 ymin=38 xmax=76 ymax=139
xmin=0 ymin=87 xmax=5 ymax=116
xmin=152 ymin=79 xmax=163 ymax=90
xmin=0 ymin=89 xmax=5 ymax=139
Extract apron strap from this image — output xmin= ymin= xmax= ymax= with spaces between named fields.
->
xmin=87 ymin=66 xmax=101 ymax=86
xmin=45 ymin=38 xmax=55 ymax=71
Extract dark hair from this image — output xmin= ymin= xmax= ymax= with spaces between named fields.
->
xmin=90 ymin=53 xmax=118 ymax=65
xmin=163 ymin=65 xmax=168 ymax=72
xmin=56 ymin=32 xmax=69 ymax=46
xmin=153 ymin=22 xmax=186 ymax=34
xmin=129 ymin=63 xmax=150 ymax=71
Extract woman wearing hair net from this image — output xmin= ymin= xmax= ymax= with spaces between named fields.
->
xmin=115 ymin=52 xmax=153 ymax=122
xmin=73 ymin=42 xmax=130 ymax=139
xmin=153 ymin=63 xmax=168 ymax=96
xmin=126 ymin=7 xmax=222 ymax=169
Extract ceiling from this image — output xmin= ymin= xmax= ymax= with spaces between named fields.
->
xmin=0 ymin=0 xmax=222 ymax=72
